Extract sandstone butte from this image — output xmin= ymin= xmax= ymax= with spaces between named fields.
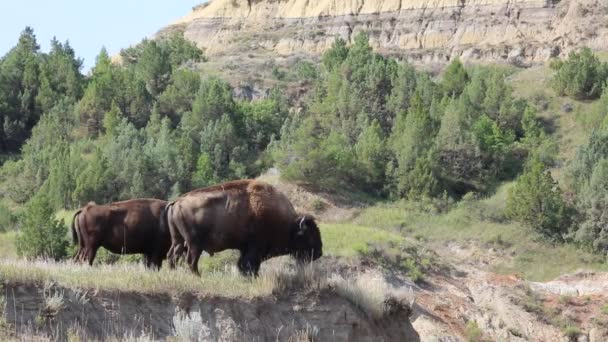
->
xmin=158 ymin=0 xmax=608 ymax=64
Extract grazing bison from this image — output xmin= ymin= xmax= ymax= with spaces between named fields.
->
xmin=71 ymin=199 xmax=170 ymax=269
xmin=164 ymin=180 xmax=323 ymax=276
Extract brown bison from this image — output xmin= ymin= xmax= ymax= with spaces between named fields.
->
xmin=71 ymin=199 xmax=170 ymax=269
xmin=164 ymin=180 xmax=323 ymax=276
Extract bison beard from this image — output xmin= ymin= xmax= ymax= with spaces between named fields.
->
xmin=71 ymin=199 xmax=170 ymax=269
xmin=164 ymin=180 xmax=323 ymax=276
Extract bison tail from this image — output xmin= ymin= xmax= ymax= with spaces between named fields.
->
xmin=71 ymin=209 xmax=82 ymax=245
xmin=160 ymin=202 xmax=173 ymax=236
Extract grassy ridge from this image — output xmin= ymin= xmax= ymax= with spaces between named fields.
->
xmin=0 ymin=223 xmax=408 ymax=295
xmin=352 ymin=184 xmax=608 ymax=281
xmin=2 ymin=187 xmax=607 ymax=284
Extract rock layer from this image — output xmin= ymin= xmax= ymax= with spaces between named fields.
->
xmin=159 ymin=0 xmax=608 ymax=64
xmin=3 ymin=283 xmax=419 ymax=341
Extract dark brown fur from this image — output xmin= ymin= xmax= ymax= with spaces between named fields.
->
xmin=164 ymin=180 xmax=323 ymax=276
xmin=72 ymin=199 xmax=169 ymax=269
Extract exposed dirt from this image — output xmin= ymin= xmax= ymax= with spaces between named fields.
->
xmin=263 ymin=171 xmax=608 ymax=341
xmin=1 ymin=273 xmax=418 ymax=341
xmin=293 ymin=180 xmax=608 ymax=341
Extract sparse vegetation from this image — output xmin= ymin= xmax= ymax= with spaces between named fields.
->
xmin=562 ymin=325 xmax=582 ymax=340
xmin=41 ymin=282 xmax=64 ymax=318
xmin=311 ymin=198 xmax=325 ymax=212
xmin=464 ymin=320 xmax=483 ymax=342
xmin=0 ymin=292 xmax=8 ymax=337
xmin=328 ymin=272 xmax=413 ymax=320
xmin=172 ymin=310 xmax=205 ymax=342
xmin=351 ymin=184 xmax=608 ymax=281
xmin=361 ymin=241 xmax=435 ymax=283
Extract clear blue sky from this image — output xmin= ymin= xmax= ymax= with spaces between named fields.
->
xmin=0 ymin=1 xmax=203 ymax=72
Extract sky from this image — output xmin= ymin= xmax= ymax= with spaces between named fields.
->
xmin=0 ymin=0 xmax=203 ymax=72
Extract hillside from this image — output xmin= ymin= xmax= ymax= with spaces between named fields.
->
xmin=160 ymin=0 xmax=608 ymax=65
xmin=3 ymin=1 xmax=608 ymax=340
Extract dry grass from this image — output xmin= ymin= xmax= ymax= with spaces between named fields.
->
xmin=0 ymin=258 xmax=415 ymax=341
xmin=0 ymin=231 xmax=17 ymax=259
xmin=0 ymin=259 xmax=275 ymax=298
xmin=41 ymin=281 xmax=64 ymax=318
xmin=172 ymin=310 xmax=205 ymax=341
xmin=328 ymin=272 xmax=414 ymax=320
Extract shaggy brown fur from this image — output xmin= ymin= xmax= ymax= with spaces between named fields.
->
xmin=72 ymin=199 xmax=169 ymax=269
xmin=164 ymin=180 xmax=322 ymax=276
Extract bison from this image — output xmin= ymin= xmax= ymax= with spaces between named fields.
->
xmin=71 ymin=199 xmax=170 ymax=269
xmin=164 ymin=180 xmax=323 ymax=276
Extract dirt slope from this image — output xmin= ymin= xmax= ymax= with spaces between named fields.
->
xmin=2 ymin=281 xmax=418 ymax=341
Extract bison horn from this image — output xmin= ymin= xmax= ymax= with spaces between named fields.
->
xmin=298 ymin=216 xmax=308 ymax=235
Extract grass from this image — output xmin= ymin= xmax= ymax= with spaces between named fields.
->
xmin=320 ymin=223 xmax=405 ymax=257
xmin=330 ymin=273 xmax=387 ymax=319
xmin=508 ymin=62 xmax=598 ymax=181
xmin=562 ymin=326 xmax=581 ymax=340
xmin=0 ymin=222 xmax=417 ymax=296
xmin=0 ymin=259 xmax=277 ymax=297
xmin=350 ymin=183 xmax=608 ymax=281
xmin=0 ymin=232 xmax=17 ymax=260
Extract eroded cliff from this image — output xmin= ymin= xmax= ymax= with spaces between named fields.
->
xmin=159 ymin=0 xmax=608 ymax=64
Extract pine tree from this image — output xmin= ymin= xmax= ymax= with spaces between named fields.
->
xmin=442 ymin=58 xmax=468 ymax=97
xmin=103 ymin=101 xmax=124 ymax=136
xmin=322 ymin=37 xmax=349 ymax=71
xmin=507 ymin=159 xmax=569 ymax=240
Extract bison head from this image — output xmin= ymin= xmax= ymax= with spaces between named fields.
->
xmin=290 ymin=215 xmax=323 ymax=263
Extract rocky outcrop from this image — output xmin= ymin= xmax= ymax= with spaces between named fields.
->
xmin=159 ymin=0 xmax=608 ymax=64
xmin=2 ymin=282 xmax=419 ymax=341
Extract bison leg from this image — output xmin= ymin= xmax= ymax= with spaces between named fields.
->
xmin=166 ymin=245 xmax=175 ymax=268
xmin=169 ymin=243 xmax=186 ymax=269
xmin=73 ymin=247 xmax=83 ymax=263
xmin=188 ymin=245 xmax=202 ymax=276
xmin=152 ymin=254 xmax=164 ymax=270
xmin=238 ymin=250 xmax=261 ymax=277
xmin=144 ymin=254 xmax=153 ymax=269
xmin=144 ymin=253 xmax=163 ymax=270
xmin=86 ymin=246 xmax=99 ymax=266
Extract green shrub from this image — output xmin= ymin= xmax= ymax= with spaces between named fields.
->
xmin=465 ymin=320 xmax=483 ymax=342
xmin=562 ymin=326 xmax=581 ymax=340
xmin=311 ymin=199 xmax=325 ymax=212
xmin=294 ymin=60 xmax=318 ymax=80
xmin=442 ymin=58 xmax=469 ymax=97
xmin=506 ymin=159 xmax=570 ymax=240
xmin=568 ymin=129 xmax=608 ymax=251
xmin=15 ymin=193 xmax=69 ymax=260
xmin=551 ymin=48 xmax=608 ymax=100
xmin=271 ymin=66 xmax=286 ymax=80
